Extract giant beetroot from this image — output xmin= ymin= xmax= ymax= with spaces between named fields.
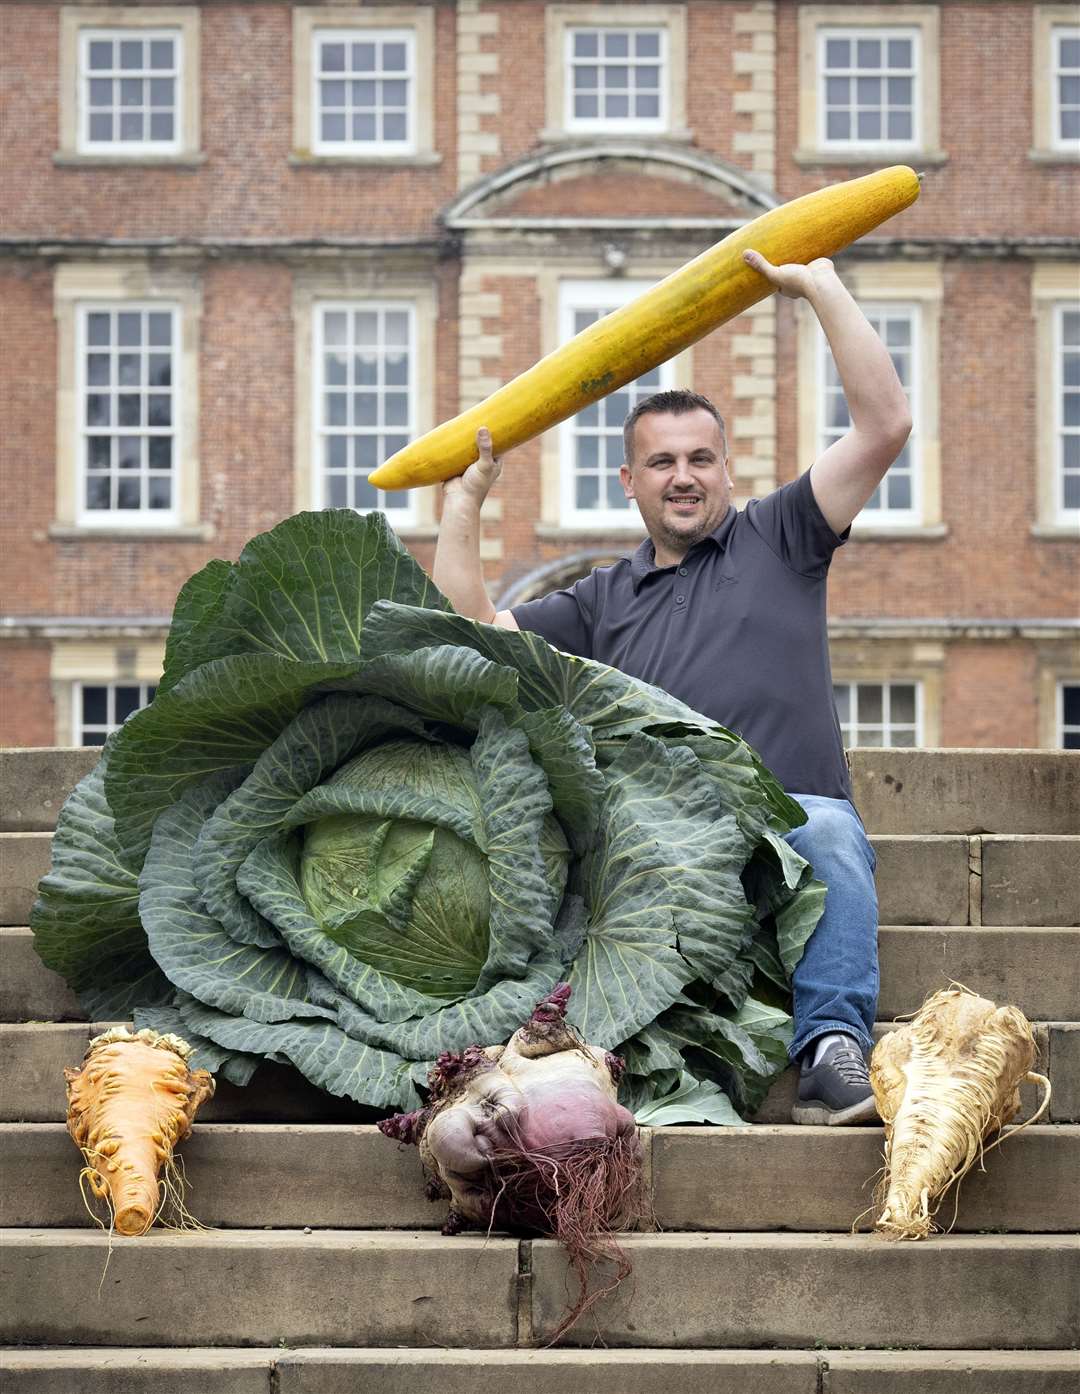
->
xmin=381 ymin=984 xmax=647 ymax=1337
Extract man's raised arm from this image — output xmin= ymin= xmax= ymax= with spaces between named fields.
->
xmin=743 ymin=250 xmax=913 ymax=535
xmin=432 ymin=427 xmax=519 ymax=628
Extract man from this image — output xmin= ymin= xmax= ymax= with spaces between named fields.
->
xmin=433 ymin=249 xmax=912 ymax=1124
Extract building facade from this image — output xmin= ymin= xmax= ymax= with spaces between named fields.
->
xmin=1 ymin=0 xmax=1078 ymax=752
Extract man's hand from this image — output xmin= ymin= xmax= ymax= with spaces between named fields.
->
xmin=742 ymin=249 xmax=839 ymax=302
xmin=442 ymin=427 xmax=502 ymax=511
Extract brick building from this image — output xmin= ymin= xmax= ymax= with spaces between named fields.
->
xmin=1 ymin=1 xmax=1077 ymax=754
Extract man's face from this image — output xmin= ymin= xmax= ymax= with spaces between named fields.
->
xmin=620 ymin=409 xmax=733 ymax=563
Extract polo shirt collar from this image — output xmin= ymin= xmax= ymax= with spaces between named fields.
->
xmin=630 ymin=504 xmax=737 ymax=592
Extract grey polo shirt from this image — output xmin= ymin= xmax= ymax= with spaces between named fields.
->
xmin=511 ymin=468 xmax=853 ymax=802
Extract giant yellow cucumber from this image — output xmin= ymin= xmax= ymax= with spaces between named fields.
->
xmin=368 ymin=165 xmax=920 ymax=491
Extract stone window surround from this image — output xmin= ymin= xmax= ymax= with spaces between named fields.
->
xmin=50 ymin=640 xmax=165 ymax=747
xmin=795 ymin=5 xmax=945 ymax=166
xmin=796 ymin=259 xmax=944 ymax=539
xmin=292 ymin=267 xmax=438 ymax=536
xmin=543 ymin=4 xmax=689 ymax=145
xmin=532 ymin=257 xmax=692 ymax=536
xmin=291 ymin=5 xmax=437 ymax=166
xmin=1032 ymin=262 xmax=1080 ymax=534
xmin=51 ymin=262 xmax=205 ymax=540
xmin=829 ymin=636 xmax=944 ymax=747
xmin=558 ymin=276 xmax=678 ymax=531
xmin=1031 ymin=6 xmax=1080 ymax=162
xmin=57 ymin=6 xmax=202 ymax=166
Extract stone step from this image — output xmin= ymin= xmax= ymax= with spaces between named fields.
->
xmin=875 ymin=925 xmax=1080 ymax=1021
xmin=5 ymin=746 xmax=1076 ymax=838
xmin=3 ymin=1019 xmax=1075 ymax=1124
xmin=7 ymin=922 xmax=1076 ymax=1026
xmin=2 ymin=1230 xmax=1075 ymax=1350
xmin=846 ymin=748 xmax=1080 ymax=835
xmin=2 ymin=1121 xmax=1074 ymax=1235
xmin=2 ymin=1347 xmax=1077 ymax=1394
xmin=5 ymin=827 xmax=1078 ymax=933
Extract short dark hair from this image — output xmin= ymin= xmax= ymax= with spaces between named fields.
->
xmin=622 ymin=390 xmax=728 ymax=466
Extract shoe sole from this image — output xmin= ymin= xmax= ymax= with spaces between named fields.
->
xmin=790 ymin=1095 xmax=880 ymax=1126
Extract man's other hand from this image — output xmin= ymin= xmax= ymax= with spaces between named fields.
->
xmin=743 ymin=249 xmax=838 ymax=302
xmin=443 ymin=427 xmax=502 ymax=509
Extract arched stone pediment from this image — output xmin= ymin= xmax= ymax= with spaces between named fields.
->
xmin=443 ymin=143 xmax=776 ymax=230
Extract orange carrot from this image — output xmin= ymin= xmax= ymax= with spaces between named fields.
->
xmin=65 ymin=1027 xmax=215 ymax=1236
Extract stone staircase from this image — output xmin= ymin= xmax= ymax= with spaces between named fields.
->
xmin=1 ymin=745 xmax=1077 ymax=1392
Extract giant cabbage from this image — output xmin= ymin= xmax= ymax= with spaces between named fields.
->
xmin=32 ymin=511 xmax=824 ymax=1123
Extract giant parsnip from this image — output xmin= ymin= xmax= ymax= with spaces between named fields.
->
xmin=368 ymin=165 xmax=921 ymax=491
xmin=869 ymin=987 xmax=1050 ymax=1241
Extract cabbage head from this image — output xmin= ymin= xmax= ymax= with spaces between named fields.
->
xmin=32 ymin=511 xmax=824 ymax=1124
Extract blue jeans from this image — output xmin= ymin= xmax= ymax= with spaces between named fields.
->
xmin=784 ymin=794 xmax=878 ymax=1063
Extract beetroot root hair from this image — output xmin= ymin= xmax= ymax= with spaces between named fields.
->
xmin=485 ymin=1128 xmax=650 ymax=1344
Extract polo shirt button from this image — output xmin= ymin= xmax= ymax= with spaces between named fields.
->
xmin=678 ymin=567 xmax=688 ymax=576
xmin=675 ymin=594 xmax=685 ymax=604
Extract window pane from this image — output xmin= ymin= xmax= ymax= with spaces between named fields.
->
xmin=1060 ymin=37 xmax=1080 ymax=67
xmin=148 ymin=394 xmax=171 ymax=427
xmin=825 ymin=75 xmax=849 ymax=105
xmin=88 ymin=436 xmax=111 ymax=468
xmin=321 ymin=42 xmax=346 ymax=72
xmin=635 ymin=31 xmax=660 ymax=58
xmin=606 ymin=94 xmax=630 ymax=119
xmin=89 ymin=78 xmax=112 ymax=106
xmin=856 ymin=728 xmax=884 ymax=747
xmin=89 ymin=112 xmax=113 ymax=142
xmin=858 ymin=685 xmax=883 ymax=722
xmin=117 ymin=477 xmax=141 ymax=509
xmin=824 ymin=37 xmax=850 ymax=67
xmin=383 ymin=42 xmax=407 ymax=71
xmin=886 ymin=472 xmax=912 ymax=510
xmin=324 ymin=312 xmax=348 ymax=346
xmin=574 ymin=31 xmax=598 ymax=58
xmin=147 ymin=312 xmax=171 ymax=346
xmin=826 ymin=110 xmax=850 ymax=140
xmin=605 ymin=32 xmax=629 ymax=58
xmin=857 ymin=110 xmax=882 ymax=140
xmin=86 ymin=475 xmax=112 ymax=510
xmin=887 ymin=110 xmax=913 ymax=141
xmin=1064 ymin=474 xmax=1080 ymax=510
xmin=322 ymin=112 xmax=347 ymax=141
xmin=148 ymin=352 xmax=171 ymax=387
xmin=87 ymin=312 xmax=111 ymax=346
xmin=577 ymin=435 xmax=599 ymax=469
xmin=606 ymin=474 xmax=629 ymax=509
xmin=118 ymin=394 xmax=141 ymax=427
xmin=353 ymin=475 xmax=378 ymax=510
xmin=382 ymin=112 xmax=407 ymax=142
xmin=856 ymin=75 xmax=881 ymax=104
xmin=149 ymin=40 xmax=173 ymax=69
xmin=148 ymin=436 xmax=172 ymax=469
xmin=1064 ymin=686 xmax=1080 ymax=725
xmin=148 ymin=475 xmax=171 ymax=509
xmin=576 ymin=474 xmax=599 ymax=509
xmin=856 ymin=38 xmax=881 ymax=67
xmin=86 ymin=394 xmax=110 ymax=427
xmin=82 ymin=687 xmax=108 ymax=724
xmin=149 ymin=112 xmax=173 ymax=141
xmin=117 ymin=437 xmax=140 ymax=471
xmin=890 ymin=685 xmax=916 ymax=723
xmin=636 ymin=64 xmax=660 ymax=89
xmin=119 ymin=40 xmax=143 ymax=70
xmin=88 ymin=40 xmax=113 ymax=69
xmin=575 ymin=94 xmax=598 ymax=119
xmin=887 ymin=38 xmax=912 ymax=67
xmin=891 ymin=728 xmax=917 ymax=748
xmin=327 ymin=473 xmax=349 ymax=508
xmin=114 ymin=686 xmax=142 ymax=721
xmin=833 ymin=685 xmax=851 ymax=723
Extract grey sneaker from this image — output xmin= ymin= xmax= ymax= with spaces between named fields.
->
xmin=791 ymin=1037 xmax=879 ymax=1126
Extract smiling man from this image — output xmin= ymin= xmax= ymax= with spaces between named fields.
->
xmin=434 ymin=249 xmax=912 ymax=1124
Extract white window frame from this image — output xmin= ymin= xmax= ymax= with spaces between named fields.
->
xmin=834 ymin=679 xmax=923 ymax=748
xmin=1059 ymin=681 xmax=1080 ymax=749
xmin=558 ymin=279 xmax=676 ymax=531
xmin=76 ymin=301 xmax=181 ymax=529
xmin=1055 ymin=301 xmax=1080 ymax=524
xmin=816 ymin=301 xmax=921 ymax=529
xmin=563 ymin=24 xmax=668 ymax=135
xmin=311 ymin=27 xmax=416 ymax=157
xmin=78 ymin=26 xmax=182 ymax=156
xmin=73 ymin=680 xmax=157 ymax=745
xmin=1052 ymin=24 xmax=1080 ymax=152
xmin=59 ymin=7 xmax=201 ymax=164
xmin=817 ymin=25 xmax=920 ymax=152
xmin=543 ymin=4 xmax=687 ymax=142
xmin=311 ymin=300 xmax=418 ymax=525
